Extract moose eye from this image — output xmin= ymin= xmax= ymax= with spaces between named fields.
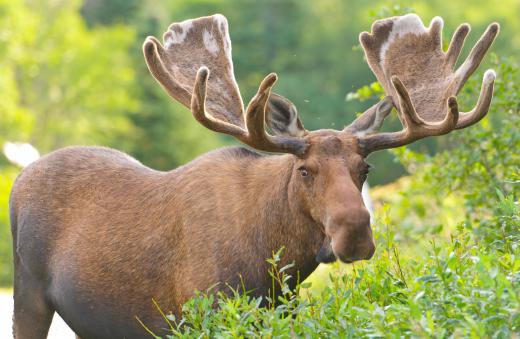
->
xmin=298 ymin=166 xmax=309 ymax=177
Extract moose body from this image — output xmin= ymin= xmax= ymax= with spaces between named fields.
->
xmin=11 ymin=13 xmax=498 ymax=339
xmin=10 ymin=145 xmax=330 ymax=337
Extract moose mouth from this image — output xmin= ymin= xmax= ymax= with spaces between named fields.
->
xmin=315 ymin=237 xmax=337 ymax=263
xmin=315 ymin=233 xmax=375 ymax=264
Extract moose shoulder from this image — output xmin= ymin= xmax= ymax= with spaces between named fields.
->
xmin=11 ymin=14 xmax=498 ymax=339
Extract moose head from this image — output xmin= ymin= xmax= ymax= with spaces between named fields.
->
xmin=143 ymin=14 xmax=498 ymax=264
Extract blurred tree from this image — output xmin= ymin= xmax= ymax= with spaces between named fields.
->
xmin=81 ymin=0 xmax=139 ymax=26
xmin=0 ymin=0 xmax=138 ymax=153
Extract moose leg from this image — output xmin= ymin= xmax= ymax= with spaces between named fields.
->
xmin=12 ymin=260 xmax=54 ymax=339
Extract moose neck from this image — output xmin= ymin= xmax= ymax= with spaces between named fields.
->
xmin=240 ymin=152 xmax=324 ymax=286
xmin=160 ymin=147 xmax=325 ymax=298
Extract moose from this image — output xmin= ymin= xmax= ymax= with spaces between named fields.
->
xmin=10 ymin=13 xmax=498 ymax=338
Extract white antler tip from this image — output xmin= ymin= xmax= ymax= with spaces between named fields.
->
xmin=483 ymin=69 xmax=496 ymax=85
xmin=430 ymin=16 xmax=444 ymax=29
xmin=398 ymin=13 xmax=427 ymax=31
xmin=164 ymin=18 xmax=195 ymax=48
xmin=212 ymin=14 xmax=228 ymax=25
xmin=379 ymin=14 xmax=427 ymax=65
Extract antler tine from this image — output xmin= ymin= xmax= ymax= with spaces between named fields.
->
xmin=393 ymin=76 xmax=459 ymax=134
xmin=455 ymin=22 xmax=500 ymax=90
xmin=245 ymin=74 xmax=278 ymax=143
xmin=191 ymin=67 xmax=247 ymax=137
xmin=359 ymin=77 xmax=459 ymax=154
xmin=344 ymin=97 xmax=393 ymax=136
xmin=143 ymin=36 xmax=191 ymax=107
xmin=391 ymin=76 xmax=425 ymax=127
xmin=192 ymin=67 xmax=308 ymax=155
xmin=446 ymin=24 xmax=470 ymax=67
xmin=243 ymin=73 xmax=308 ymax=155
xmin=429 ymin=16 xmax=444 ymax=51
xmin=456 ymin=69 xmax=496 ymax=129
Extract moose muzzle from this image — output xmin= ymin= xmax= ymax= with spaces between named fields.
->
xmin=327 ymin=208 xmax=375 ymax=263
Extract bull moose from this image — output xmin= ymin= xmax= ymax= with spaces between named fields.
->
xmin=10 ymin=13 xmax=498 ymax=338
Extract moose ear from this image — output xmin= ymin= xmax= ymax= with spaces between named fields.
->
xmin=266 ymin=93 xmax=306 ymax=137
xmin=345 ymin=97 xmax=394 ymax=136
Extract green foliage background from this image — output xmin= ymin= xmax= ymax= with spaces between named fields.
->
xmin=0 ymin=0 xmax=518 ymax=336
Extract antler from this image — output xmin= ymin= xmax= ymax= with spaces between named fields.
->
xmin=192 ymin=67 xmax=308 ymax=154
xmin=143 ymin=14 xmax=307 ymax=155
xmin=352 ymin=14 xmax=499 ymax=153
